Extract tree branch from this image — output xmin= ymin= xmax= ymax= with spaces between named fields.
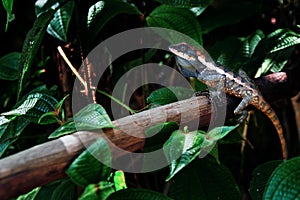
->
xmin=0 ymin=70 xmax=298 ymax=200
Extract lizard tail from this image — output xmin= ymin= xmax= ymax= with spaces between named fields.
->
xmin=257 ymin=100 xmax=287 ymax=160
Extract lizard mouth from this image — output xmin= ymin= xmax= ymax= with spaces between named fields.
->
xmin=168 ymin=45 xmax=196 ymax=62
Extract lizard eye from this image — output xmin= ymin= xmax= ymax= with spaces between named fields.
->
xmin=180 ymin=45 xmax=187 ymax=52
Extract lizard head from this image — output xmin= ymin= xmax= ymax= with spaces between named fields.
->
xmin=168 ymin=42 xmax=197 ymax=63
xmin=168 ymin=42 xmax=200 ymax=78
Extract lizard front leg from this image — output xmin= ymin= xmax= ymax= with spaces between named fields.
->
xmin=234 ymin=96 xmax=252 ymax=123
xmin=197 ymin=71 xmax=227 ymax=101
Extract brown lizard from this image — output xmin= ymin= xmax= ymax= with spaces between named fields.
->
xmin=168 ymin=42 xmax=287 ymax=160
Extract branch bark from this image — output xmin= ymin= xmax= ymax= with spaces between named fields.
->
xmin=0 ymin=70 xmax=298 ymax=200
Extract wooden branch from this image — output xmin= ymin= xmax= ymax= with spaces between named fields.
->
xmin=0 ymin=70 xmax=298 ymax=200
xmin=0 ymin=96 xmax=211 ymax=200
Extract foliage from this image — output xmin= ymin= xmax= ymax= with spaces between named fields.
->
xmin=1 ymin=0 xmax=300 ymax=199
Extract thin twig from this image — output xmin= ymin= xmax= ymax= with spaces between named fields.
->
xmin=57 ymin=46 xmax=87 ymax=90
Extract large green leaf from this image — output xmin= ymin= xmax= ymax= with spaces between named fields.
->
xmin=46 ymin=1 xmax=74 ymax=42
xmin=144 ymin=122 xmax=179 ymax=152
xmin=264 ymin=157 xmax=300 ymax=200
xmin=16 ymin=187 xmax=40 ymax=200
xmin=256 ymin=47 xmax=294 ymax=77
xmin=66 ymin=137 xmax=112 ymax=187
xmin=17 ymin=9 xmax=55 ymax=100
xmin=74 ymin=103 xmax=115 ymax=131
xmin=2 ymin=0 xmax=15 ymax=31
xmin=2 ymin=93 xmax=58 ymax=123
xmin=269 ymin=30 xmax=300 ymax=53
xmin=208 ymin=36 xmax=244 ymax=72
xmin=0 ymin=52 xmax=21 ymax=80
xmin=163 ymin=129 xmax=206 ymax=181
xmin=249 ymin=160 xmax=282 ymax=200
xmin=198 ymin=1 xmax=260 ymax=33
xmin=107 ymin=188 xmax=172 ymax=200
xmin=49 ymin=103 xmax=114 ymax=138
xmin=87 ymin=0 xmax=141 ymax=42
xmin=87 ymin=1 xmax=105 ymax=29
xmin=48 ymin=119 xmax=76 ymax=139
xmin=16 ymin=178 xmax=76 ymax=200
xmin=249 ymin=29 xmax=300 ymax=77
xmin=206 ymin=125 xmax=239 ymax=141
xmin=163 ymin=125 xmax=238 ymax=181
xmin=168 ymin=157 xmax=241 ymax=200
xmin=0 ymin=86 xmax=59 ymax=156
xmin=240 ymin=30 xmax=265 ymax=59
xmin=0 ymin=116 xmax=30 ymax=157
xmin=50 ymin=179 xmax=76 ymax=200
xmin=147 ymin=86 xmax=194 ymax=107
xmin=146 ymin=5 xmax=202 ymax=45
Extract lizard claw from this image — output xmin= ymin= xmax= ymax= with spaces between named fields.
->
xmin=236 ymin=110 xmax=249 ymax=124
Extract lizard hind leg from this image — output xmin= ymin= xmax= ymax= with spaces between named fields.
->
xmin=236 ymin=110 xmax=249 ymax=124
xmin=234 ymin=96 xmax=252 ymax=115
xmin=238 ymin=69 xmax=254 ymax=83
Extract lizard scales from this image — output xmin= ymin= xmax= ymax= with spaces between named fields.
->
xmin=169 ymin=42 xmax=287 ymax=160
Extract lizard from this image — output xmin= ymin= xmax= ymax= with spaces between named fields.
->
xmin=168 ymin=42 xmax=287 ymax=160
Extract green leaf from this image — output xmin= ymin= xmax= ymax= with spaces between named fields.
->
xmin=113 ymin=171 xmax=127 ymax=191
xmin=2 ymin=0 xmax=15 ymax=31
xmin=34 ymin=179 xmax=63 ymax=200
xmin=146 ymin=5 xmax=202 ymax=45
xmin=264 ymin=157 xmax=300 ymax=200
xmin=16 ymin=187 xmax=40 ymax=200
xmin=16 ymin=179 xmax=74 ymax=200
xmin=107 ymin=188 xmax=172 ymax=200
xmin=248 ymin=29 xmax=299 ymax=77
xmin=17 ymin=9 xmax=55 ymax=100
xmin=2 ymin=93 xmax=58 ymax=123
xmin=0 ymin=116 xmax=11 ymax=139
xmin=49 ymin=103 xmax=114 ymax=138
xmin=249 ymin=160 xmax=282 ymax=200
xmin=154 ymin=0 xmax=211 ymax=8
xmin=168 ymin=157 xmax=241 ymax=199
xmin=147 ymin=86 xmax=194 ymax=107
xmin=163 ymin=130 xmax=206 ymax=181
xmin=74 ymin=103 xmax=115 ymax=131
xmin=87 ymin=1 xmax=105 ymax=28
xmin=38 ymin=111 xmax=60 ymax=124
xmin=208 ymin=37 xmax=244 ymax=72
xmin=51 ymin=179 xmax=76 ymax=200
xmin=255 ymin=47 xmax=293 ymax=77
xmin=0 ymin=89 xmax=59 ymax=156
xmin=269 ymin=30 xmax=300 ymax=53
xmin=19 ymin=178 xmax=75 ymax=200
xmin=55 ymin=94 xmax=69 ymax=111
xmin=0 ymin=52 xmax=21 ymax=80
xmin=66 ymin=138 xmax=111 ymax=187
xmin=0 ymin=116 xmax=30 ymax=157
xmin=79 ymin=181 xmax=115 ymax=200
xmin=39 ymin=94 xmax=69 ymax=125
xmin=199 ymin=2 xmax=260 ymax=33
xmin=144 ymin=122 xmax=179 ymax=151
xmin=87 ymin=0 xmax=140 ymax=42
xmin=47 ymin=1 xmax=74 ymax=42
xmin=48 ymin=119 xmax=76 ymax=139
xmin=163 ymin=125 xmax=237 ymax=181
xmin=240 ymin=30 xmax=265 ymax=59
xmin=35 ymin=0 xmax=63 ymax=15
xmin=206 ymin=125 xmax=239 ymax=141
